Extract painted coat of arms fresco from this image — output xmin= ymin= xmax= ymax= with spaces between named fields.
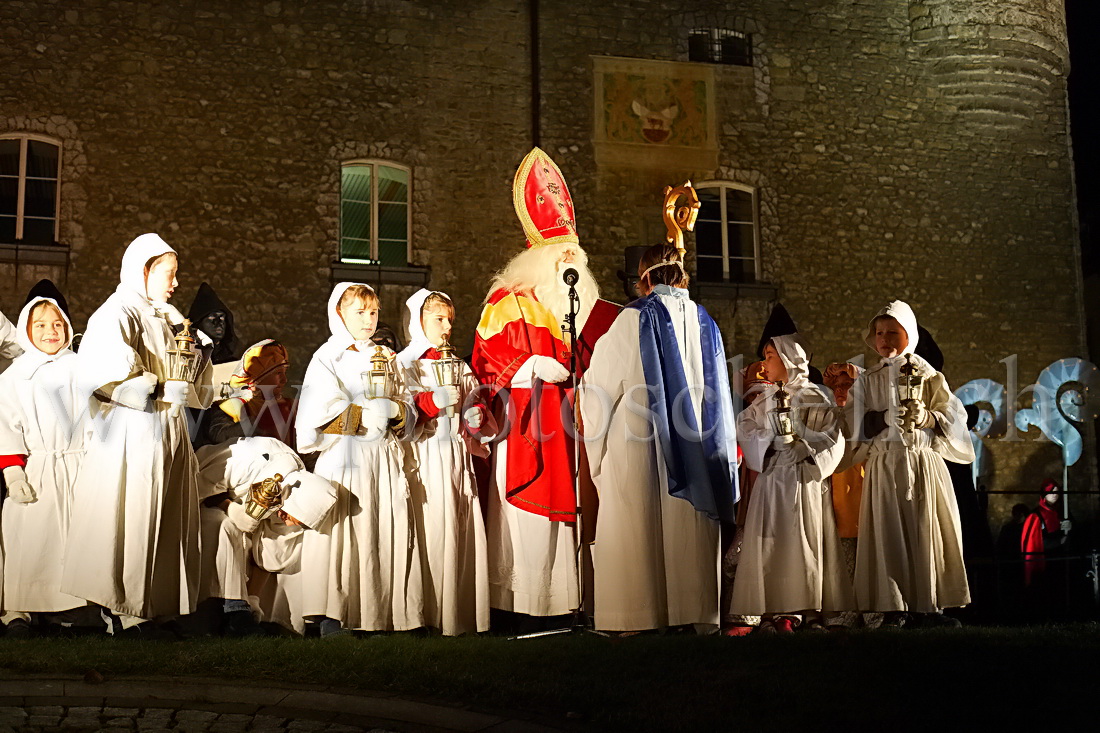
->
xmin=593 ymin=56 xmax=717 ymax=169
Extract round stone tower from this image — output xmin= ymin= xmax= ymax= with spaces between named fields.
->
xmin=908 ymin=0 xmax=1069 ymax=130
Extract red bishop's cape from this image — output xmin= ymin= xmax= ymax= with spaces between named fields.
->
xmin=471 ymin=289 xmax=619 ymax=522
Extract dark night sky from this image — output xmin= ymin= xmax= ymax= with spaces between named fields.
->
xmin=1067 ymin=0 xmax=1099 ymax=276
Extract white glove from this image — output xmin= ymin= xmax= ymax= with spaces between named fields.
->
xmin=530 ymin=356 xmax=570 ymax=384
xmin=226 ymin=501 xmax=261 ymax=533
xmin=772 ymin=434 xmax=796 ymax=452
xmin=902 ymin=399 xmax=929 ymax=430
xmin=360 ymin=398 xmax=397 ymax=434
xmin=3 ymin=466 xmax=36 ymax=504
xmin=162 ymin=379 xmax=191 ymax=406
xmin=464 ymin=406 xmax=483 ymax=429
xmin=432 ymin=385 xmax=459 ymax=410
xmin=116 ymin=372 xmax=159 ymax=410
xmin=1061 ymin=519 xmax=1072 ymax=534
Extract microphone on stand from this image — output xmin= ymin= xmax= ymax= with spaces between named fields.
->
xmin=562 ymin=267 xmax=579 ymax=286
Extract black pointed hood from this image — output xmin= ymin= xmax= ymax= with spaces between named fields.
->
xmin=187 ymin=281 xmax=239 ymax=363
xmin=757 ymin=303 xmax=799 ymax=359
xmin=24 ymin=279 xmax=70 ymax=320
xmin=914 ymin=324 xmax=944 ymax=372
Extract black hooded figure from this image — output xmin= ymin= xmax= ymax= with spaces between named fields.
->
xmin=757 ymin=303 xmax=824 ymax=385
xmin=914 ymin=324 xmax=994 ymax=620
xmin=187 ymin=282 xmax=240 ymax=365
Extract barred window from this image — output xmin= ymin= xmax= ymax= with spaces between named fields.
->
xmin=340 ymin=160 xmax=410 ymax=266
xmin=0 ymin=134 xmax=61 ymax=245
xmin=694 ymin=182 xmax=760 ymax=284
xmin=688 ymin=28 xmax=752 ymax=67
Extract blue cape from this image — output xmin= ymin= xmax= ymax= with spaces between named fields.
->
xmin=627 ymin=293 xmax=739 ymax=521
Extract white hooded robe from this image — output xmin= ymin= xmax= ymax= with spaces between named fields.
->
xmin=60 ymin=233 xmax=214 ymax=619
xmin=0 ymin=296 xmax=86 ymax=614
xmin=730 ymin=335 xmax=854 ymax=616
xmin=844 ymin=301 xmax=974 ymax=613
xmin=397 ymin=288 xmax=490 ymax=636
xmin=294 ymin=282 xmax=423 ymax=631
xmin=194 ymin=437 xmax=337 ymax=621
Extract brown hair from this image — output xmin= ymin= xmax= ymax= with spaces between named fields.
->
xmin=637 ymin=243 xmax=689 ymax=290
xmin=336 ymin=284 xmax=380 ymax=313
xmin=27 ymin=301 xmax=67 ymax=341
xmin=143 ymin=252 xmax=177 ymax=279
xmin=421 ymin=292 xmax=455 ymax=320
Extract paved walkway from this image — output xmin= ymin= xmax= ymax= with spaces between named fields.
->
xmin=0 ymin=676 xmax=563 ymax=733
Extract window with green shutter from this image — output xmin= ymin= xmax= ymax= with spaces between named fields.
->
xmin=340 ymin=161 xmax=410 ymax=266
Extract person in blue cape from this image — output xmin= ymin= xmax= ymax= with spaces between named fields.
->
xmin=580 ymin=242 xmax=738 ymax=633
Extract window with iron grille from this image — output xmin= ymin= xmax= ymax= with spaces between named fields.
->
xmin=0 ymin=134 xmax=61 ymax=245
xmin=688 ymin=28 xmax=752 ymax=67
xmin=340 ymin=160 xmax=410 ymax=267
xmin=694 ymin=182 xmax=760 ymax=284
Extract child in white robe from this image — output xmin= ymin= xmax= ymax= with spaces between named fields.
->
xmin=295 ymin=282 xmax=423 ymax=635
xmin=0 ymin=290 xmax=86 ymax=635
xmin=60 ymin=233 xmax=214 ymax=635
xmin=730 ymin=334 xmax=854 ymax=632
xmin=844 ymin=300 xmax=974 ymax=627
xmin=195 ymin=436 xmax=337 ymax=636
xmin=397 ymin=289 xmax=492 ymax=636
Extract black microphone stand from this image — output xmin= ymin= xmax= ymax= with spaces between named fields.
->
xmin=510 ymin=268 xmax=606 ymax=639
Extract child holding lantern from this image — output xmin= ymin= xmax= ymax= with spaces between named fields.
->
xmin=842 ymin=300 xmax=973 ymax=627
xmin=398 ymin=289 xmax=492 ymax=636
xmin=61 ymin=234 xmax=213 ymax=636
xmin=294 ymin=282 xmax=422 ymax=636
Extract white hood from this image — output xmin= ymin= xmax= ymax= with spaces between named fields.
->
xmin=281 ymin=469 xmax=338 ymax=530
xmin=397 ymin=287 xmax=446 ymax=369
xmin=10 ymin=295 xmax=74 ymax=379
xmin=325 ymin=281 xmax=376 ymax=351
xmin=864 ymin=299 xmax=919 ymax=356
xmin=769 ymin=333 xmax=812 ymax=389
xmin=120 ymin=232 xmax=175 ymax=301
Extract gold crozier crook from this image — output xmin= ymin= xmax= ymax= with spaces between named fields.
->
xmin=662 ymin=182 xmax=700 ymax=256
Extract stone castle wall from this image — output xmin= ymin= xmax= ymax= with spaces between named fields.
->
xmin=0 ymin=0 xmax=1087 ymax=523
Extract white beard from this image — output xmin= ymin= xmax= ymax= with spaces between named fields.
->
xmin=534 ymin=261 xmax=597 ymax=330
xmin=489 ymin=243 xmax=599 ymax=330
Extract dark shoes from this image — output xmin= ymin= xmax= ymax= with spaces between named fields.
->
xmin=222 ymin=609 xmax=267 ymax=638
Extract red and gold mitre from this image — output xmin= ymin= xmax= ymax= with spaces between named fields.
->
xmin=512 ymin=147 xmax=578 ymax=249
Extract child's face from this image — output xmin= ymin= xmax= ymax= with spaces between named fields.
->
xmin=874 ymin=317 xmax=909 ymax=358
xmin=763 ymin=343 xmax=788 ymax=383
xmin=146 ymin=255 xmax=178 ymax=302
xmin=339 ymin=298 xmax=379 ymax=342
xmin=29 ymin=303 xmax=66 ymax=356
xmin=421 ymin=304 xmax=453 ymax=348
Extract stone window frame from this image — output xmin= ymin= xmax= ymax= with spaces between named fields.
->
xmin=338 ymin=158 xmax=412 ymax=267
xmin=687 ymin=27 xmax=753 ymax=67
xmin=693 ymin=179 xmax=761 ymax=284
xmin=0 ymin=132 xmax=62 ymax=246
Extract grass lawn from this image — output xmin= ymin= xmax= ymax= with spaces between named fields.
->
xmin=1 ymin=625 xmax=1099 ymax=731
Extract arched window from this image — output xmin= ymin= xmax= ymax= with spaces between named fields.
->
xmin=340 ymin=160 xmax=410 ymax=267
xmin=0 ymin=133 xmax=61 ymax=245
xmin=693 ymin=181 xmax=760 ymax=283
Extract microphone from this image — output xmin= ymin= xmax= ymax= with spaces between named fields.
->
xmin=562 ymin=267 xmax=579 ymax=286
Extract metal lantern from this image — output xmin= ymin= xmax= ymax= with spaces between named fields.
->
xmin=771 ymin=381 xmax=796 ymax=444
xmin=166 ymin=319 xmax=201 ymax=383
xmin=896 ymin=354 xmax=925 ymax=430
xmin=244 ymin=473 xmax=285 ymax=522
xmin=432 ymin=337 xmax=463 ymax=418
xmin=364 ymin=344 xmax=395 ymax=400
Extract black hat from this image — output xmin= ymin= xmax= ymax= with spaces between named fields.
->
xmin=914 ymin=324 xmax=944 ymax=372
xmin=757 ymin=303 xmax=798 ymax=358
xmin=24 ymin=279 xmax=70 ymax=320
